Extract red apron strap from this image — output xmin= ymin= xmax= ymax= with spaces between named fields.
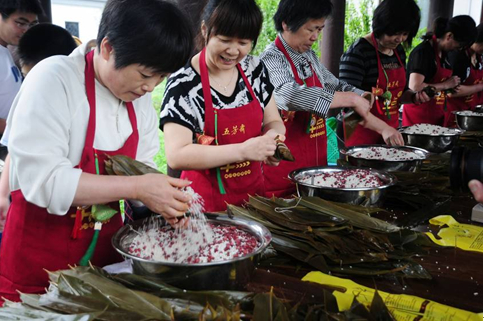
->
xmin=431 ymin=35 xmax=442 ymax=68
xmin=199 ymin=48 xmax=216 ymax=138
xmin=275 ymin=36 xmax=304 ymax=85
xmin=80 ymin=50 xmax=97 ymax=171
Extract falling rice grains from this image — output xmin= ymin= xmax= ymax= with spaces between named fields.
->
xmin=127 ymin=187 xmax=259 ymax=264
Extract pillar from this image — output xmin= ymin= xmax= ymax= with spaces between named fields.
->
xmin=427 ymin=0 xmax=454 ymax=31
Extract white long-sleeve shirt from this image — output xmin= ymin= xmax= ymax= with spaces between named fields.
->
xmin=6 ymin=44 xmax=159 ymax=215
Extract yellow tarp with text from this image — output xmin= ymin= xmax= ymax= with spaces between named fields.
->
xmin=302 ymin=271 xmax=482 ymax=321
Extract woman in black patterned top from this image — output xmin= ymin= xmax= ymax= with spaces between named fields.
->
xmin=339 ymin=0 xmax=429 ymax=146
xmin=160 ymin=0 xmax=285 ymax=212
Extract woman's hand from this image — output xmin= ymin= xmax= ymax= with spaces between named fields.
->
xmin=361 ymin=92 xmax=375 ymax=107
xmin=134 ymin=174 xmax=191 ymax=226
xmin=442 ymin=76 xmax=460 ymax=90
xmin=241 ymin=132 xmax=278 ymax=162
xmin=263 ymin=130 xmax=286 ymax=166
xmin=351 ymin=93 xmax=372 ymax=119
xmin=412 ymin=90 xmax=431 ymax=104
xmin=382 ymin=127 xmax=404 ymax=146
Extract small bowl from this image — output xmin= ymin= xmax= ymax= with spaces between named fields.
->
xmin=341 ymin=145 xmax=429 ymax=172
xmin=453 ymin=111 xmax=483 ymax=132
xmin=288 ymin=166 xmax=397 ymax=206
xmin=112 ymin=214 xmax=271 ymax=291
xmin=474 ymin=105 xmax=483 ymax=113
xmin=400 ymin=127 xmax=464 ymax=153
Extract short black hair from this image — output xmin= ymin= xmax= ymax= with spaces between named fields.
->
xmin=372 ymin=0 xmax=420 ymax=46
xmin=0 ymin=0 xmax=43 ymax=19
xmin=432 ymin=15 xmax=477 ymax=48
xmin=18 ymin=23 xmax=77 ymax=66
xmin=198 ymin=0 xmax=262 ymax=50
xmin=97 ymin=0 xmax=193 ymax=74
xmin=274 ymin=0 xmax=333 ymax=33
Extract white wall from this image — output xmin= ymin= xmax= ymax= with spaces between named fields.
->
xmin=453 ymin=0 xmax=482 ymax=24
xmin=51 ymin=0 xmax=106 ymax=43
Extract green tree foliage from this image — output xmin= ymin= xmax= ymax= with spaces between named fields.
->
xmin=253 ymin=0 xmax=279 ymax=55
xmin=343 ymin=0 xmax=376 ymax=51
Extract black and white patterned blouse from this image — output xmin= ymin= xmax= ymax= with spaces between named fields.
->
xmin=260 ymin=34 xmax=364 ymax=118
xmin=160 ymin=55 xmax=274 ymax=137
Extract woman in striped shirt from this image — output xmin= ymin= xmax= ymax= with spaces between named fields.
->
xmin=260 ymin=0 xmax=402 ymax=198
xmin=339 ymin=0 xmax=429 ymax=146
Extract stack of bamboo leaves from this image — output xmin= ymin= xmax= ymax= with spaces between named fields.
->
xmin=228 ymin=196 xmax=433 ymax=279
xmin=0 ymin=265 xmax=396 ymax=320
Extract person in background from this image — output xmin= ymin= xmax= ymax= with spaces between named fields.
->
xmin=0 ymin=0 xmax=42 ymax=134
xmin=402 ymin=15 xmax=476 ymax=127
xmin=260 ymin=0 xmax=403 ymax=198
xmin=160 ymin=0 xmax=285 ymax=212
xmin=339 ymin=0 xmax=430 ymax=146
xmin=0 ymin=23 xmax=78 ymax=228
xmin=0 ymin=0 xmax=193 ymax=302
xmin=446 ymin=23 xmax=483 ymax=122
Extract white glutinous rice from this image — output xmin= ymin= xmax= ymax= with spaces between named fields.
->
xmin=299 ymin=169 xmax=383 ymax=188
xmin=126 ymin=187 xmax=259 ymax=263
xmin=349 ymin=147 xmax=424 ymax=161
xmin=456 ymin=111 xmax=482 ymax=116
xmin=402 ymin=124 xmax=457 ymax=135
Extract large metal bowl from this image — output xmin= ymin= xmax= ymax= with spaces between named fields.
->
xmin=453 ymin=111 xmax=483 ymax=131
xmin=112 ymin=214 xmax=271 ymax=291
xmin=400 ymin=127 xmax=464 ymax=153
xmin=341 ymin=145 xmax=429 ymax=172
xmin=288 ymin=166 xmax=397 ymax=206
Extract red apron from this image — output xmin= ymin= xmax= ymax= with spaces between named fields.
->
xmin=180 ymin=48 xmax=264 ymax=212
xmin=446 ymin=50 xmax=483 ymax=123
xmin=345 ymin=33 xmax=406 ymax=146
xmin=263 ymin=36 xmax=327 ymax=198
xmin=402 ymin=36 xmax=454 ymax=127
xmin=0 ymin=50 xmax=138 ymax=302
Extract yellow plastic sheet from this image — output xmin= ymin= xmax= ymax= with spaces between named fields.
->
xmin=302 ymin=271 xmax=482 ymax=321
xmin=425 ymin=215 xmax=483 ymax=252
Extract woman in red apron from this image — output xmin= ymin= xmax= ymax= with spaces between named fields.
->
xmin=259 ymin=0 xmax=397 ymax=197
xmin=161 ymin=0 xmax=285 ymax=212
xmin=446 ymin=25 xmax=483 ymax=122
xmin=344 ymin=34 xmax=406 ymax=146
xmin=261 ymin=35 xmax=328 ymax=197
xmin=0 ymin=0 xmax=193 ymax=302
xmin=403 ymin=16 xmax=477 ymax=127
xmin=340 ymin=0 xmax=429 ymax=146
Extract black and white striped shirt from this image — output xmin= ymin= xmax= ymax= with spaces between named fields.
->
xmin=260 ymin=34 xmax=364 ymax=118
xmin=339 ymin=38 xmax=407 ymax=92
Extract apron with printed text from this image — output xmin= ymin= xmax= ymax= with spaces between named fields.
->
xmin=445 ymin=50 xmax=483 ymax=126
xmin=263 ymin=36 xmax=327 ymax=198
xmin=0 ymin=50 xmax=137 ymax=302
xmin=180 ymin=48 xmax=264 ymax=212
xmin=402 ymin=36 xmax=454 ymax=127
xmin=345 ymin=33 xmax=406 ymax=146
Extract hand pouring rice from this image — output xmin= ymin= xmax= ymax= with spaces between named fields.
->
xmin=126 ymin=187 xmax=260 ymax=264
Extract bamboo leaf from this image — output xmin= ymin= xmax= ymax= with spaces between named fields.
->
xmin=298 ymin=197 xmax=399 ymax=233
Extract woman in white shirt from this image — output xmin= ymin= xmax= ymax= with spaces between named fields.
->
xmin=0 ymin=0 xmax=193 ymax=303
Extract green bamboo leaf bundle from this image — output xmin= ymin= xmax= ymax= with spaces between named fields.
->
xmin=227 ymin=195 xmax=431 ymax=279
xmin=0 ymin=265 xmax=399 ymax=320
xmin=104 ymin=155 xmax=160 ymax=176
